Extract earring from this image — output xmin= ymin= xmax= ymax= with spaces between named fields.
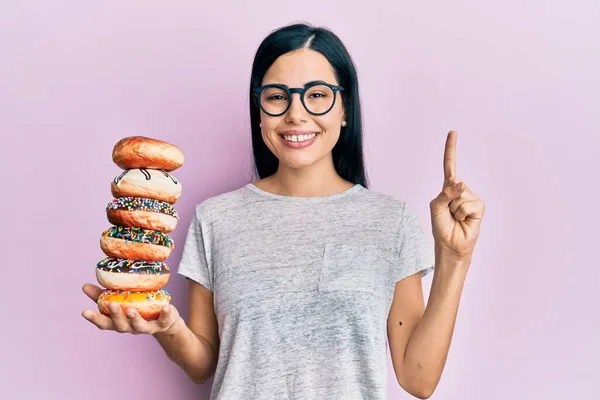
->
xmin=259 ymin=123 xmax=262 ymax=127
xmin=341 ymin=120 xmax=347 ymax=127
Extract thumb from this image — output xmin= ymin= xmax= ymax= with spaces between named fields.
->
xmin=156 ymin=304 xmax=180 ymax=331
xmin=82 ymin=283 xmax=103 ymax=302
xmin=430 ymin=181 xmax=464 ymax=216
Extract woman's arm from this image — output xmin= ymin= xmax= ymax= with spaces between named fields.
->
xmin=388 ymin=130 xmax=485 ymax=398
xmin=387 ymin=249 xmax=470 ymax=399
xmin=82 ymin=279 xmax=219 ymax=384
xmin=153 ymin=280 xmax=220 ymax=384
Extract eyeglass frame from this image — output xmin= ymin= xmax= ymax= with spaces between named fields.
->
xmin=252 ymin=81 xmax=345 ymax=117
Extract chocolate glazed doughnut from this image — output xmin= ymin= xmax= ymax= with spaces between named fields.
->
xmin=112 ymin=136 xmax=184 ymax=171
xmin=111 ymin=168 xmax=182 ymax=204
xmin=106 ymin=197 xmax=179 ymax=233
xmin=100 ymin=226 xmax=174 ymax=262
xmin=95 ymin=257 xmax=170 ymax=291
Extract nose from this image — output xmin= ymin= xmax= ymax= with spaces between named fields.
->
xmin=285 ymin=93 xmax=308 ymax=125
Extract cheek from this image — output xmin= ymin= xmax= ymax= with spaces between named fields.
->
xmin=261 ymin=115 xmax=281 ymax=132
xmin=318 ymin=114 xmax=343 ymax=137
xmin=321 ymin=102 xmax=344 ymax=131
xmin=260 ymin=120 xmax=282 ymax=148
xmin=261 ymin=130 xmax=276 ymax=148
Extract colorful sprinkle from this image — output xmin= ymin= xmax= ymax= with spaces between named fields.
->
xmin=102 ymin=226 xmax=174 ymax=248
xmin=106 ymin=197 xmax=179 ymax=218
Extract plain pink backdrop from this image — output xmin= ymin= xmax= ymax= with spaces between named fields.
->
xmin=1 ymin=1 xmax=598 ymax=399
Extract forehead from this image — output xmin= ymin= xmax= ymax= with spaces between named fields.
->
xmin=261 ymin=48 xmax=338 ymax=86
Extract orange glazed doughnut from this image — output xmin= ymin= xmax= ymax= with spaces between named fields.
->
xmin=95 ymin=257 xmax=170 ymax=292
xmin=97 ymin=288 xmax=171 ymax=320
xmin=112 ymin=136 xmax=184 ymax=171
xmin=100 ymin=226 xmax=174 ymax=262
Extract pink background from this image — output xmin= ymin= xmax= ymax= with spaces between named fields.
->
xmin=2 ymin=1 xmax=598 ymax=399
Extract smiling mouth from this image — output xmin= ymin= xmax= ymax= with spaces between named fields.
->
xmin=279 ymin=132 xmax=319 ymax=143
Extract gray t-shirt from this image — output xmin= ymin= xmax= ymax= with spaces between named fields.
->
xmin=177 ymin=183 xmax=435 ymax=399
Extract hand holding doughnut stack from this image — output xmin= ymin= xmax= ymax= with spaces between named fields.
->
xmin=96 ymin=136 xmax=184 ymax=320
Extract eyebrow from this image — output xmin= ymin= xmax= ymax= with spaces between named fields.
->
xmin=303 ymin=80 xmax=327 ymax=87
xmin=263 ymin=80 xmax=329 ymax=88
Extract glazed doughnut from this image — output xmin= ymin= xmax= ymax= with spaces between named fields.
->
xmin=97 ymin=288 xmax=171 ymax=320
xmin=100 ymin=226 xmax=174 ymax=262
xmin=106 ymin=197 xmax=179 ymax=233
xmin=112 ymin=136 xmax=184 ymax=171
xmin=111 ymin=168 xmax=182 ymax=204
xmin=96 ymin=257 xmax=170 ymax=291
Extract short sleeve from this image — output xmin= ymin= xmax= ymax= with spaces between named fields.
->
xmin=393 ymin=203 xmax=435 ymax=283
xmin=177 ymin=206 xmax=213 ymax=292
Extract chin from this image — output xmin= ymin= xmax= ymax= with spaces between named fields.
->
xmin=278 ymin=153 xmax=329 ymax=170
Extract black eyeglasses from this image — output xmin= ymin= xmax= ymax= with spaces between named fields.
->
xmin=252 ymin=81 xmax=345 ymax=117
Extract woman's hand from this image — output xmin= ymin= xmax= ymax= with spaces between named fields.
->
xmin=81 ymin=283 xmax=183 ymax=335
xmin=429 ymin=130 xmax=486 ymax=261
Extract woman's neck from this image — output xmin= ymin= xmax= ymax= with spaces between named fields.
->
xmin=254 ymin=158 xmax=355 ymax=198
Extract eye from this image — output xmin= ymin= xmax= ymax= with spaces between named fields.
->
xmin=267 ymin=94 xmax=287 ymax=101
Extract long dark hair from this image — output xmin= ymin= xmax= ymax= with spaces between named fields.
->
xmin=249 ymin=23 xmax=369 ymax=188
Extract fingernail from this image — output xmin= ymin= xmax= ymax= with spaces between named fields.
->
xmin=109 ymin=302 xmax=119 ymax=312
xmin=126 ymin=309 xmax=135 ymax=318
xmin=162 ymin=305 xmax=170 ymax=314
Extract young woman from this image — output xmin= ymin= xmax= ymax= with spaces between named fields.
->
xmin=82 ymin=23 xmax=485 ymax=400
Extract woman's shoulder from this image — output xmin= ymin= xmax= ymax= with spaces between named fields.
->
xmin=356 ymin=186 xmax=428 ymax=223
xmin=191 ymin=184 xmax=253 ymax=217
xmin=356 ymin=186 xmax=408 ymax=208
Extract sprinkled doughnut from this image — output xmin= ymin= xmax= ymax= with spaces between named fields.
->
xmin=112 ymin=136 xmax=184 ymax=171
xmin=106 ymin=196 xmax=179 ymax=233
xmin=111 ymin=168 xmax=182 ymax=204
xmin=100 ymin=226 xmax=174 ymax=262
xmin=97 ymin=288 xmax=171 ymax=321
xmin=96 ymin=257 xmax=170 ymax=292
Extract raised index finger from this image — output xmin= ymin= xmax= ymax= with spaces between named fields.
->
xmin=444 ymin=130 xmax=457 ymax=181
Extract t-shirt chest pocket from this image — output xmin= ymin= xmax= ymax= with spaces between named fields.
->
xmin=318 ymin=243 xmax=393 ymax=293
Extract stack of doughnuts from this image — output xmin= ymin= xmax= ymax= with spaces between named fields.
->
xmin=96 ymin=136 xmax=184 ymax=320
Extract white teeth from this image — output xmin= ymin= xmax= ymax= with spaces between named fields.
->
xmin=283 ymin=133 xmax=317 ymax=142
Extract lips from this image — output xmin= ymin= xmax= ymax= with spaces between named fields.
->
xmin=278 ymin=130 xmax=320 ymax=149
xmin=280 ymin=132 xmax=318 ymax=142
